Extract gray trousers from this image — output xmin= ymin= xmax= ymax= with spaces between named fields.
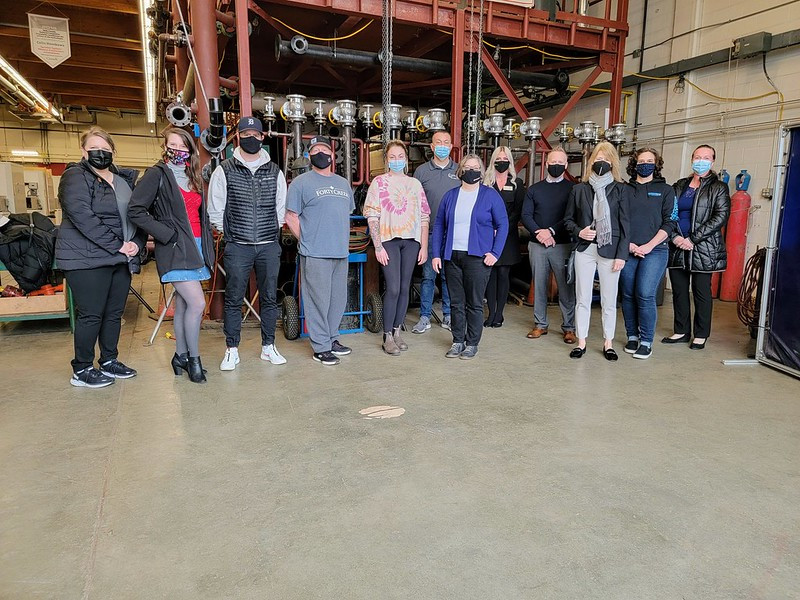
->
xmin=529 ymin=242 xmax=575 ymax=332
xmin=300 ymin=256 xmax=348 ymax=353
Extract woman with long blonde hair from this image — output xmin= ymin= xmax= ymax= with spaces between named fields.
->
xmin=563 ymin=141 xmax=632 ymax=361
xmin=482 ymin=146 xmax=524 ymax=327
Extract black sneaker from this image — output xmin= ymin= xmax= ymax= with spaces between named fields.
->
xmin=633 ymin=345 xmax=652 ymax=360
xmin=624 ymin=340 xmax=639 ymax=354
xmin=100 ymin=360 xmax=137 ymax=379
xmin=70 ymin=368 xmax=114 ymax=388
xmin=330 ymin=340 xmax=352 ymax=356
xmin=313 ymin=351 xmax=340 ymax=366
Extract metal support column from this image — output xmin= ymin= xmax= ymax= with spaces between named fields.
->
xmin=190 ymin=0 xmax=221 ymax=161
xmin=172 ymin=0 xmax=190 ymax=92
xmin=450 ymin=8 xmax=466 ymax=152
xmin=479 ymin=44 xmax=529 ymax=120
xmin=235 ymin=0 xmax=252 ymax=115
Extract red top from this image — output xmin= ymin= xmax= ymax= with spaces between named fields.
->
xmin=180 ymin=188 xmax=203 ymax=237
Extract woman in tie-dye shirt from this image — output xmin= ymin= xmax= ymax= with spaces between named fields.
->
xmin=364 ymin=140 xmax=431 ymax=356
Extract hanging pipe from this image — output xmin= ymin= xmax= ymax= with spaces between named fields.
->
xmin=343 ymin=125 xmax=353 ymax=185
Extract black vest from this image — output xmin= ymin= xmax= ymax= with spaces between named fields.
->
xmin=221 ymin=157 xmax=280 ymax=243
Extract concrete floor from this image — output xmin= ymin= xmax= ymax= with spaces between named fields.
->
xmin=1 ymin=270 xmax=798 ymax=599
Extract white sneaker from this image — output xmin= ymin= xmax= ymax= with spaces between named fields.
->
xmin=261 ymin=344 xmax=287 ymax=365
xmin=220 ymin=347 xmax=240 ymax=371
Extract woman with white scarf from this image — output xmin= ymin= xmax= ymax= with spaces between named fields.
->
xmin=563 ymin=141 xmax=631 ymax=360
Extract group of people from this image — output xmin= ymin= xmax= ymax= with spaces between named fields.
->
xmin=54 ymin=118 xmax=730 ymax=388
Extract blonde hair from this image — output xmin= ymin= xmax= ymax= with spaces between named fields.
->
xmin=80 ymin=126 xmax=116 ymax=154
xmin=483 ymin=146 xmax=516 ymax=186
xmin=546 ymin=145 xmax=568 ymax=162
xmin=456 ymin=153 xmax=485 ymax=178
xmin=583 ymin=141 xmax=622 ymax=182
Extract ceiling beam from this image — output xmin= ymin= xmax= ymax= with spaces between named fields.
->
xmin=46 ymin=82 xmax=144 ymax=101
xmin=0 ymin=44 xmax=143 ymax=73
xmin=0 ymin=25 xmax=141 ymax=51
xmin=9 ymin=1 xmax=139 ymax=40
xmin=396 ymin=32 xmax=449 ymax=59
xmin=26 ymin=0 xmax=140 ymax=14
xmin=62 ymin=98 xmax=144 ymax=110
xmin=15 ymin=63 xmax=144 ymax=88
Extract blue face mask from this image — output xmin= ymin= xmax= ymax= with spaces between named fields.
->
xmin=692 ymin=159 xmax=712 ymax=175
xmin=433 ymin=145 xmax=451 ymax=160
xmin=388 ymin=159 xmax=406 ymax=173
xmin=636 ymin=163 xmax=656 ymax=177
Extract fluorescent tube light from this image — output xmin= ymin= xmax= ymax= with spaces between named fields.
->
xmin=0 ymin=54 xmax=61 ymax=120
xmin=139 ymin=0 xmax=157 ymax=123
xmin=11 ymin=149 xmax=40 ymax=157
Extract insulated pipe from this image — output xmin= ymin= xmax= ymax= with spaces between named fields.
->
xmin=526 ymin=138 xmax=536 ymax=187
xmin=276 ymin=36 xmax=569 ymax=91
xmin=343 ymin=125 xmax=353 ymax=186
xmin=172 ymin=0 xmax=189 ymax=93
xmin=190 ymin=0 xmax=220 ymax=136
xmin=182 ymin=64 xmax=196 ymax=104
xmin=234 ymin=0 xmax=252 ymax=115
xmin=291 ymin=120 xmax=304 ymax=172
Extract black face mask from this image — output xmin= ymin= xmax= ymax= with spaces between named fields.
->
xmin=239 ymin=136 xmax=263 ymax=155
xmin=87 ymin=149 xmax=113 ymax=170
xmin=460 ymin=169 xmax=482 ymax=185
xmin=592 ymin=160 xmax=612 ymax=176
xmin=494 ymin=160 xmax=510 ymax=173
xmin=547 ymin=164 xmax=566 ymax=178
xmin=310 ymin=152 xmax=332 ymax=169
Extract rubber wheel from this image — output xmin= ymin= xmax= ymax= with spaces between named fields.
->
xmin=282 ymin=296 xmax=300 ymax=340
xmin=365 ymin=292 xmax=383 ymax=333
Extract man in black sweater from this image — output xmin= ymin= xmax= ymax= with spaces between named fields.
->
xmin=521 ymin=147 xmax=577 ymax=343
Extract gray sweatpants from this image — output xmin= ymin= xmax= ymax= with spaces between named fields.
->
xmin=529 ymin=242 xmax=575 ymax=332
xmin=300 ymin=256 xmax=348 ymax=353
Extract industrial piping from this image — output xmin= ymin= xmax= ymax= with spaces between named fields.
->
xmin=275 ymin=35 xmax=569 ymax=92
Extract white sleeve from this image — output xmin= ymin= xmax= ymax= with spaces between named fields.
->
xmin=276 ymin=170 xmax=287 ymax=226
xmin=207 ymin=165 xmax=227 ymax=233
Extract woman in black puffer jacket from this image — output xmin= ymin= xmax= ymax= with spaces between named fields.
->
xmin=662 ymin=144 xmax=730 ymax=350
xmin=56 ymin=126 xmax=144 ymax=388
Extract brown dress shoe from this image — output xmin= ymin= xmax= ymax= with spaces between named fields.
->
xmin=563 ymin=331 xmax=577 ymax=344
xmin=526 ymin=327 xmax=548 ymax=339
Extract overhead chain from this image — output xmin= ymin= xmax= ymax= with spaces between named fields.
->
xmin=381 ymin=0 xmax=393 ymax=147
xmin=474 ymin=0 xmax=485 ymax=152
xmin=465 ymin=0 xmax=476 ymax=155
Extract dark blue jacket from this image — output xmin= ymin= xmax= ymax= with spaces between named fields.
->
xmin=431 ymin=184 xmax=509 ymax=261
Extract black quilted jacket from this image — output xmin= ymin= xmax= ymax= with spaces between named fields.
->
xmin=669 ymin=172 xmax=730 ymax=273
xmin=0 ymin=212 xmax=57 ymax=292
xmin=55 ymin=160 xmax=144 ymax=271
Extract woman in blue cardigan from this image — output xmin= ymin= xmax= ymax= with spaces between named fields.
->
xmin=432 ymin=154 xmax=509 ymax=359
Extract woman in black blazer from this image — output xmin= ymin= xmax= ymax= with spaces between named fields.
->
xmin=563 ymin=141 xmax=630 ymax=360
xmin=483 ymin=145 xmax=524 ymax=327
xmin=128 ymin=127 xmax=214 ymax=383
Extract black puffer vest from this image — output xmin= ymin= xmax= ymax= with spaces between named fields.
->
xmin=221 ymin=158 xmax=280 ymax=243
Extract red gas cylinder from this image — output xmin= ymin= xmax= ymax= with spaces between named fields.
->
xmin=720 ymin=182 xmax=752 ymax=301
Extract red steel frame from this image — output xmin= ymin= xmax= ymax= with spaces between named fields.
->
xmin=186 ymin=0 xmax=629 ymax=163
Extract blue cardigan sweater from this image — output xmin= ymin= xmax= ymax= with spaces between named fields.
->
xmin=431 ymin=184 xmax=509 ymax=261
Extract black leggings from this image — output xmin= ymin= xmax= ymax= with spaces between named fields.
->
xmin=485 ymin=265 xmax=511 ymax=325
xmin=65 ymin=264 xmax=131 ymax=372
xmin=381 ymin=238 xmax=420 ymax=332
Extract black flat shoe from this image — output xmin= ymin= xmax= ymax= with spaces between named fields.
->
xmin=491 ymin=321 xmax=503 ymax=328
xmin=690 ymin=340 xmax=707 ymax=350
xmin=483 ymin=319 xmax=492 ymax=328
xmin=570 ymin=347 xmax=586 ymax=359
xmin=603 ymin=348 xmax=619 ymax=361
xmin=661 ymin=334 xmax=690 ymax=344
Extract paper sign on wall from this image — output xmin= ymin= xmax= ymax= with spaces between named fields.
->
xmin=28 ymin=13 xmax=71 ymax=69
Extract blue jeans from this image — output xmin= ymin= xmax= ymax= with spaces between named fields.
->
xmin=420 ymin=246 xmax=450 ymax=317
xmin=620 ymin=244 xmax=668 ymax=344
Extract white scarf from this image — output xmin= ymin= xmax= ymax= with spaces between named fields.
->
xmin=589 ymin=171 xmax=614 ymax=248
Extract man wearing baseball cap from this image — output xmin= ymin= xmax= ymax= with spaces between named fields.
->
xmin=208 ymin=115 xmax=287 ymax=371
xmin=285 ymin=136 xmax=355 ymax=366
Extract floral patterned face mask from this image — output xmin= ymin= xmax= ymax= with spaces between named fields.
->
xmin=164 ymin=146 xmax=190 ymax=166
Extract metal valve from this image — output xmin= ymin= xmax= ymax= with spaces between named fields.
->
xmin=422 ymin=108 xmax=448 ymax=132
xmin=554 ymin=121 xmax=571 ymax=143
xmin=482 ymin=113 xmax=505 ymax=135
xmin=519 ymin=116 xmax=542 ymax=140
xmin=332 ymin=99 xmax=357 ymax=126
xmin=312 ymin=100 xmax=327 ymax=127
xmin=262 ymin=95 xmax=276 ymax=122
xmin=604 ymin=123 xmax=627 ymax=145
xmin=575 ymin=120 xmax=598 ymax=144
xmin=503 ymin=117 xmax=517 ymax=140
xmin=281 ymin=94 xmax=306 ymax=122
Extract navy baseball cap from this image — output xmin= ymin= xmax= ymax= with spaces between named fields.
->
xmin=238 ymin=116 xmax=263 ymax=133
xmin=309 ymin=135 xmax=332 ymax=150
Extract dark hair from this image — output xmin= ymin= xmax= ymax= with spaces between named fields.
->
xmin=162 ymin=126 xmax=203 ymax=193
xmin=80 ymin=126 xmax=115 ymax=153
xmin=692 ymin=144 xmax=716 ymax=160
xmin=626 ymin=147 xmax=664 ymax=179
xmin=384 ymin=139 xmax=407 ymax=158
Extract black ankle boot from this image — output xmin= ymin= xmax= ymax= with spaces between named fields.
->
xmin=171 ymin=352 xmax=189 ymax=375
xmin=187 ymin=356 xmax=207 ymax=383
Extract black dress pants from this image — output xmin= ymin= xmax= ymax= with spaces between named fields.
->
xmin=65 ymin=263 xmax=131 ymax=372
xmin=669 ymin=268 xmax=713 ymax=338
xmin=444 ymin=251 xmax=492 ymax=346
